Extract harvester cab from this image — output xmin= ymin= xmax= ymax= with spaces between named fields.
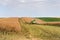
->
xmin=30 ymin=19 xmax=36 ymax=24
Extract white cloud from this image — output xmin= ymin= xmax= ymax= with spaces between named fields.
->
xmin=20 ymin=0 xmax=25 ymax=2
xmin=0 ymin=0 xmax=60 ymax=9
xmin=0 ymin=0 xmax=47 ymax=6
xmin=0 ymin=0 xmax=9 ymax=5
xmin=34 ymin=0 xmax=47 ymax=2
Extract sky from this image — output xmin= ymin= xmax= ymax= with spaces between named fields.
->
xmin=0 ymin=0 xmax=60 ymax=17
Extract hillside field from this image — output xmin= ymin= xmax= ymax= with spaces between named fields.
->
xmin=0 ymin=17 xmax=60 ymax=40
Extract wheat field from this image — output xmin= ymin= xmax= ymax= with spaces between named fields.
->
xmin=0 ymin=18 xmax=60 ymax=40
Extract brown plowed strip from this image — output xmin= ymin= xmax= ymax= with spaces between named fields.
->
xmin=0 ymin=18 xmax=21 ymax=32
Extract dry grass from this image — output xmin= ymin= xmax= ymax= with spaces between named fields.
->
xmin=19 ymin=18 xmax=60 ymax=40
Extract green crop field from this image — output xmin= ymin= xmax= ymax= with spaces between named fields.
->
xmin=37 ymin=17 xmax=60 ymax=22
